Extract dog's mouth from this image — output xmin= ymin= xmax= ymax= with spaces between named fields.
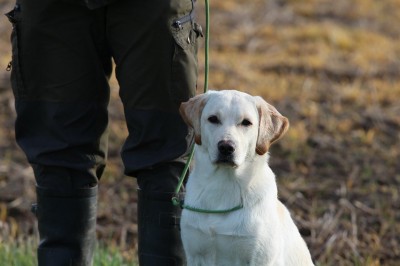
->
xmin=215 ymin=155 xmax=237 ymax=167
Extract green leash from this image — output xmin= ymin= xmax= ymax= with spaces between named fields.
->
xmin=203 ymin=0 xmax=210 ymax=93
xmin=172 ymin=0 xmax=243 ymax=214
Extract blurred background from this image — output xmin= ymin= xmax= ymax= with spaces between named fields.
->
xmin=0 ymin=0 xmax=399 ymax=265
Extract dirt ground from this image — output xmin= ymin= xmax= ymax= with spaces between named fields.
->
xmin=1 ymin=0 xmax=399 ymax=265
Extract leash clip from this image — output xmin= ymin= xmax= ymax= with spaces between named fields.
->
xmin=172 ymin=194 xmax=184 ymax=208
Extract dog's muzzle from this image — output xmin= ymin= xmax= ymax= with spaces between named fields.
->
xmin=216 ymin=140 xmax=236 ymax=166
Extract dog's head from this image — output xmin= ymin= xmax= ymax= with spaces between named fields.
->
xmin=180 ymin=90 xmax=289 ymax=167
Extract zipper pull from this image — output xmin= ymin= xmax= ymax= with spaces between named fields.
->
xmin=6 ymin=61 xmax=12 ymax=71
xmin=172 ymin=13 xmax=194 ymax=30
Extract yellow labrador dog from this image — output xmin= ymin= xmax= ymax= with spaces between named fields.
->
xmin=179 ymin=90 xmax=314 ymax=266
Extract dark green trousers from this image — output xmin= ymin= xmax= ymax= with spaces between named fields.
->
xmin=7 ymin=0 xmax=199 ymax=265
xmin=7 ymin=0 xmax=200 ymax=186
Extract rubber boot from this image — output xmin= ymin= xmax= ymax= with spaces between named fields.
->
xmin=32 ymin=185 xmax=98 ymax=266
xmin=137 ymin=189 xmax=186 ymax=266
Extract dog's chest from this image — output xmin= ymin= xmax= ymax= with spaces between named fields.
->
xmin=182 ymin=212 xmax=269 ymax=265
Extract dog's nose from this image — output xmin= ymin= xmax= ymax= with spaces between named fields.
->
xmin=218 ymin=140 xmax=236 ymax=156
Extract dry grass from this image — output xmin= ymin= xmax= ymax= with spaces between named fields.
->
xmin=1 ymin=0 xmax=400 ymax=265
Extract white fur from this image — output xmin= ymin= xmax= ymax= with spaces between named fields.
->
xmin=179 ymin=90 xmax=314 ymax=266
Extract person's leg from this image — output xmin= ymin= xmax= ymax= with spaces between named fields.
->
xmin=6 ymin=0 xmax=111 ymax=265
xmin=107 ymin=0 xmax=200 ymax=264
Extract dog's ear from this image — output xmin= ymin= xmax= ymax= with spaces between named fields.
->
xmin=255 ymin=96 xmax=289 ymax=155
xmin=179 ymin=94 xmax=209 ymax=145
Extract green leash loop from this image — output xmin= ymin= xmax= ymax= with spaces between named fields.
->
xmin=171 ymin=144 xmax=195 ymax=206
xmin=172 ymin=0 xmax=244 ymax=214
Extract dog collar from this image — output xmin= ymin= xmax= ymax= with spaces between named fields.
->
xmin=172 ymin=196 xmax=243 ymax=214
xmin=182 ymin=202 xmax=243 ymax=214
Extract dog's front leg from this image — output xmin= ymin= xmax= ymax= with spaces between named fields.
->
xmin=182 ymin=226 xmax=217 ymax=266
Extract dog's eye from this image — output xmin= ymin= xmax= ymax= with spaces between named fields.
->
xmin=208 ymin=115 xmax=220 ymax=124
xmin=241 ymin=119 xmax=252 ymax=127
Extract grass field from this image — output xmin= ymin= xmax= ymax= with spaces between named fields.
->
xmin=1 ymin=0 xmax=399 ymax=265
xmin=0 ymin=238 xmax=138 ymax=265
